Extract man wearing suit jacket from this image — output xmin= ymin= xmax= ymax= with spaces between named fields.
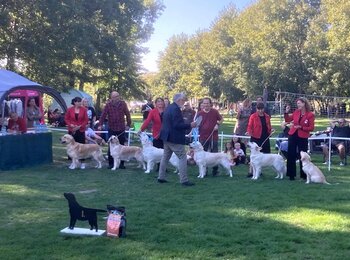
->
xmin=158 ymin=93 xmax=197 ymax=186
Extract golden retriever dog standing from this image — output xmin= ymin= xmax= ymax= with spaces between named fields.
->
xmin=60 ymin=134 xmax=104 ymax=169
xmin=108 ymin=135 xmax=145 ymax=171
xmin=138 ymin=132 xmax=182 ymax=174
xmin=300 ymin=151 xmax=330 ymax=184
xmin=247 ymin=142 xmax=286 ymax=180
xmin=189 ymin=141 xmax=233 ymax=178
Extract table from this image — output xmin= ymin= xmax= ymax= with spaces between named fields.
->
xmin=0 ymin=132 xmax=53 ymax=170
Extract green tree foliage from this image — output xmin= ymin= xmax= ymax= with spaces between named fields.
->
xmin=0 ymin=0 xmax=163 ymax=100
xmin=305 ymin=0 xmax=350 ymax=96
xmin=154 ymin=0 xmax=350 ymax=102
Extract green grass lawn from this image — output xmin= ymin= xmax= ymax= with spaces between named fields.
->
xmin=1 ymin=115 xmax=350 ymax=259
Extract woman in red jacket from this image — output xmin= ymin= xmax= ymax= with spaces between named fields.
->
xmin=139 ymin=97 xmax=165 ymax=148
xmin=246 ymin=102 xmax=272 ymax=153
xmin=284 ymin=97 xmax=315 ymax=180
xmin=64 ymin=97 xmax=89 ymax=145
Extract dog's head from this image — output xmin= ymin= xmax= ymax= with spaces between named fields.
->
xmin=247 ymin=142 xmax=262 ymax=152
xmin=60 ymin=134 xmax=75 ymax=145
xmin=189 ymin=141 xmax=204 ymax=151
xmin=64 ymin=192 xmax=77 ymax=202
xmin=300 ymin=151 xmax=311 ymax=162
xmin=107 ymin=135 xmax=120 ymax=145
xmin=139 ymin=132 xmax=152 ymax=146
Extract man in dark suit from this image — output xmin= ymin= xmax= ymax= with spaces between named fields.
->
xmin=158 ymin=93 xmax=196 ymax=186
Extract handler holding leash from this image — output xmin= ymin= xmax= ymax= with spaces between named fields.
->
xmin=284 ymin=98 xmax=315 ymax=180
xmin=246 ymin=102 xmax=272 ymax=153
xmin=98 ymin=91 xmax=132 ymax=169
xmin=198 ymin=97 xmax=224 ymax=176
xmin=158 ymin=93 xmax=197 ymax=186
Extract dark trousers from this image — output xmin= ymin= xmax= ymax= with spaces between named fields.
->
xmin=287 ymin=132 xmax=308 ymax=179
xmin=108 ymin=130 xmax=126 ymax=167
xmin=153 ymin=138 xmax=163 ymax=171
xmin=153 ymin=138 xmax=163 ymax=149
xmin=201 ymin=139 xmax=219 ymax=174
xmin=250 ymin=136 xmax=271 ymax=153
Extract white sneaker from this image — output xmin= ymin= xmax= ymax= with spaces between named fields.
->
xmin=323 ymin=161 xmax=328 ymax=165
xmin=340 ymin=162 xmax=345 ymax=166
xmin=80 ymin=163 xmax=86 ymax=169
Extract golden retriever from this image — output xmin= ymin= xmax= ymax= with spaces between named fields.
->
xmin=60 ymin=134 xmax=104 ymax=169
xmin=189 ymin=141 xmax=233 ymax=178
xmin=138 ymin=132 xmax=180 ymax=173
xmin=247 ymin=142 xmax=286 ymax=180
xmin=300 ymin=151 xmax=330 ymax=184
xmin=108 ymin=135 xmax=145 ymax=171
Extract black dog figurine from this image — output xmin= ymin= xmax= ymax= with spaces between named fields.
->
xmin=64 ymin=193 xmax=106 ymax=232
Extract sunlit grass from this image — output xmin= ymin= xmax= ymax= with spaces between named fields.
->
xmin=0 ymin=117 xmax=350 ymax=259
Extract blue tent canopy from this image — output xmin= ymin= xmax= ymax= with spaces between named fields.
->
xmin=0 ymin=69 xmax=67 ymax=112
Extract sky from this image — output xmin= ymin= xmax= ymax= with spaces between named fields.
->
xmin=141 ymin=0 xmax=255 ymax=72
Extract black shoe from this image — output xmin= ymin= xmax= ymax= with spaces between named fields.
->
xmin=182 ymin=181 xmax=195 ymax=186
xmin=119 ymin=165 xmax=126 ymax=169
xmin=290 ymin=176 xmax=295 ymax=181
xmin=212 ymin=172 xmax=218 ymax=177
xmin=246 ymin=173 xmax=253 ymax=178
xmin=157 ymin=179 xmax=168 ymax=183
xmin=108 ymin=165 xmax=113 ymax=169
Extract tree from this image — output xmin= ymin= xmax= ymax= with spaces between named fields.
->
xmin=0 ymin=0 xmax=164 ymax=101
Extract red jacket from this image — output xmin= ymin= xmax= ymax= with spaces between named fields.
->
xmin=64 ymin=106 xmax=89 ymax=133
xmin=8 ymin=117 xmax=27 ymax=133
xmin=141 ymin=108 xmax=162 ymax=139
xmin=247 ymin=112 xmax=271 ymax=139
xmin=284 ymin=110 xmax=315 ymax=138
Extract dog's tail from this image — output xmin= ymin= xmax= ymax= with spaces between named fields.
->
xmin=325 ymin=181 xmax=340 ymax=185
xmin=96 ymin=209 xmax=107 ymax=213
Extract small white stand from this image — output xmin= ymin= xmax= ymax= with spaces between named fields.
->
xmin=60 ymin=227 xmax=106 ymax=236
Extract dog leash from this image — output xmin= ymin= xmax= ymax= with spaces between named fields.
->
xmin=259 ymin=129 xmax=275 ymax=148
xmin=202 ymin=126 xmax=217 ymax=148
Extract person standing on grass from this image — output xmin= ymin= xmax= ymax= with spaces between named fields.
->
xmin=65 ymin=97 xmax=89 ymax=169
xmin=246 ymin=102 xmax=272 ymax=178
xmin=246 ymin=102 xmax=272 ymax=153
xmin=284 ymin=97 xmax=315 ymax=180
xmin=98 ymin=91 xmax=132 ymax=169
xmin=234 ymin=98 xmax=252 ymax=137
xmin=197 ymin=97 xmax=223 ymax=176
xmin=157 ymin=93 xmax=197 ymax=186
xmin=139 ymin=97 xmax=165 ymax=149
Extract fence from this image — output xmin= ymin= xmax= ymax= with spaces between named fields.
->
xmin=48 ymin=127 xmax=350 ymax=172
xmin=274 ymin=92 xmax=350 ymax=119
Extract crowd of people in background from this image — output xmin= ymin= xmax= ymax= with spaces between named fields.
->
xmin=1 ymin=90 xmax=349 ymax=185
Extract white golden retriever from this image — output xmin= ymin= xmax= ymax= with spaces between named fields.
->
xmin=108 ymin=135 xmax=145 ymax=171
xmin=247 ymin=142 xmax=286 ymax=180
xmin=189 ymin=141 xmax=233 ymax=178
xmin=300 ymin=151 xmax=330 ymax=184
xmin=60 ymin=134 xmax=104 ymax=169
xmin=139 ymin=132 xmax=181 ymax=173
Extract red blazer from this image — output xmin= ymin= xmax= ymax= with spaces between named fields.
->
xmin=247 ymin=112 xmax=272 ymax=139
xmin=8 ymin=117 xmax=27 ymax=133
xmin=64 ymin=106 xmax=88 ymax=133
xmin=141 ymin=108 xmax=162 ymax=139
xmin=284 ymin=110 xmax=315 ymax=138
